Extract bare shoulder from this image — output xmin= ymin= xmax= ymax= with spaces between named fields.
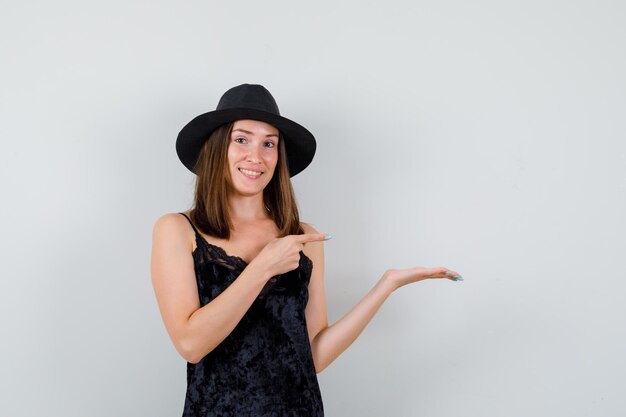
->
xmin=300 ymin=221 xmax=319 ymax=234
xmin=299 ymin=221 xmax=324 ymax=262
xmin=153 ymin=212 xmax=185 ymax=235
xmin=152 ymin=212 xmax=194 ymax=253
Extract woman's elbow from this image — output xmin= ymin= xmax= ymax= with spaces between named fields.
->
xmin=183 ymin=351 xmax=202 ymax=364
xmin=315 ymin=362 xmax=328 ymax=374
xmin=313 ymin=356 xmax=329 ymax=374
xmin=176 ymin=338 xmax=204 ymax=364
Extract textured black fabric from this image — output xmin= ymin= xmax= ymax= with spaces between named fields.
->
xmin=178 ymin=213 xmax=324 ymax=417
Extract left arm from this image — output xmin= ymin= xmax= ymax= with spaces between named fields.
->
xmin=312 ymin=276 xmax=396 ymax=374
xmin=301 ymin=223 xmax=462 ymax=374
xmin=301 ymin=222 xmax=397 ymax=374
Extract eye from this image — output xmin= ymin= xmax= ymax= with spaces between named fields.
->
xmin=265 ymin=141 xmax=275 ymax=148
xmin=234 ymin=137 xmax=246 ymax=143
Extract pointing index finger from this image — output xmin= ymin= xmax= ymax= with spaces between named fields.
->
xmin=294 ymin=233 xmax=331 ymax=243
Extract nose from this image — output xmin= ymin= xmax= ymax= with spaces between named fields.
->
xmin=246 ymin=143 xmax=262 ymax=162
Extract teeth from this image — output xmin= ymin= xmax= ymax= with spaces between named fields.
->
xmin=239 ymin=168 xmax=262 ymax=177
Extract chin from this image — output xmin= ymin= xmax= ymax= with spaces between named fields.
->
xmin=232 ymin=183 xmax=267 ymax=195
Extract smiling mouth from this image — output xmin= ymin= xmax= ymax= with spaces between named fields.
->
xmin=238 ymin=168 xmax=263 ymax=178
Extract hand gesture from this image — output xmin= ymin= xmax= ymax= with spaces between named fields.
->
xmin=253 ymin=233 xmax=329 ymax=279
xmin=384 ymin=266 xmax=463 ymax=290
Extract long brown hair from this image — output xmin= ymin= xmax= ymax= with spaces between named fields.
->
xmin=189 ymin=121 xmax=304 ymax=239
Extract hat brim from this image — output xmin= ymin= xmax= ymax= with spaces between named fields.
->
xmin=176 ymin=108 xmax=316 ymax=177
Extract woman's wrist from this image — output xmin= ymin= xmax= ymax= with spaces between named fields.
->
xmin=379 ymin=271 xmax=399 ymax=294
xmin=247 ymin=259 xmax=273 ymax=284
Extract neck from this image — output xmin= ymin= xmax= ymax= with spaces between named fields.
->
xmin=227 ymin=193 xmax=269 ymax=222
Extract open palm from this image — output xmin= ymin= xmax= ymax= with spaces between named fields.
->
xmin=384 ymin=266 xmax=463 ymax=290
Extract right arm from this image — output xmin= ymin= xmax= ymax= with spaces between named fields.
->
xmin=150 ymin=213 xmax=271 ymax=364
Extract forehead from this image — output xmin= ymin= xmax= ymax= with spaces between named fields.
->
xmin=232 ymin=119 xmax=279 ymax=136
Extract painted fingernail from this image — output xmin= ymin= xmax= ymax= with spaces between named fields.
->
xmin=324 ymin=234 xmax=333 ymax=240
xmin=453 ymin=276 xmax=464 ymax=281
xmin=446 ymin=271 xmax=454 ymax=275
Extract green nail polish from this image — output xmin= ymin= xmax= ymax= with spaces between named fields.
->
xmin=324 ymin=234 xmax=333 ymax=240
xmin=453 ymin=276 xmax=464 ymax=281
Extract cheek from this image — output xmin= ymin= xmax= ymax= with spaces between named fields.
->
xmin=268 ymin=149 xmax=279 ymax=164
xmin=268 ymin=155 xmax=278 ymax=171
xmin=227 ymin=147 xmax=240 ymax=166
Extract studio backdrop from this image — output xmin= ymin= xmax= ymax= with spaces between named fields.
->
xmin=1 ymin=1 xmax=625 ymax=416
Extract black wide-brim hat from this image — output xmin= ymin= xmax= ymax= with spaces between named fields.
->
xmin=176 ymin=83 xmax=316 ymax=177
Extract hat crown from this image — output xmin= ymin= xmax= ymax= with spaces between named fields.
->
xmin=216 ymin=83 xmax=280 ymax=115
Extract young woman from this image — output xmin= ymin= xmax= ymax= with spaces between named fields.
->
xmin=150 ymin=83 xmax=463 ymax=416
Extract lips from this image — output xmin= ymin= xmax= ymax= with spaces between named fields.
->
xmin=238 ymin=167 xmax=263 ymax=178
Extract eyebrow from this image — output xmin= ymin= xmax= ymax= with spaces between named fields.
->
xmin=232 ymin=128 xmax=279 ymax=138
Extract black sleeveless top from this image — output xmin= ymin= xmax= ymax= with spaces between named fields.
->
xmin=178 ymin=213 xmax=324 ymax=417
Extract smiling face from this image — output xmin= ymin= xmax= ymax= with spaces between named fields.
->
xmin=225 ymin=119 xmax=280 ymax=197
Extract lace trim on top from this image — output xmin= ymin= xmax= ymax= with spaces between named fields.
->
xmin=192 ymin=233 xmax=248 ymax=271
xmin=179 ymin=213 xmax=313 ymax=298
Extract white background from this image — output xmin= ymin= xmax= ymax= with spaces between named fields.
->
xmin=2 ymin=1 xmax=625 ymax=416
